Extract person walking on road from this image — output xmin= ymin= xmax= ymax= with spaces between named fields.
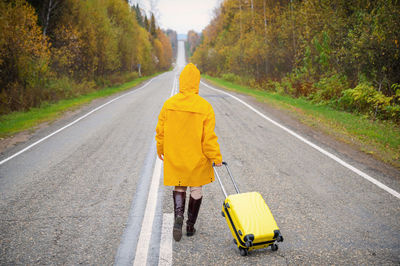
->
xmin=155 ymin=63 xmax=223 ymax=242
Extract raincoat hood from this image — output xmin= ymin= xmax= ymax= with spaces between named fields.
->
xmin=179 ymin=63 xmax=200 ymax=94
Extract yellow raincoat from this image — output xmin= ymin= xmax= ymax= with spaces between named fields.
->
xmin=155 ymin=63 xmax=222 ymax=187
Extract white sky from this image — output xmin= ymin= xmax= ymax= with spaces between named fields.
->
xmin=132 ymin=0 xmax=221 ymax=34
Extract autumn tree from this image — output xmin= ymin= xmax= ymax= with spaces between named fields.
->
xmin=166 ymin=29 xmax=178 ymax=59
xmin=187 ymin=30 xmax=201 ymax=56
xmin=0 ymin=0 xmax=51 ymax=113
xmin=157 ymin=29 xmax=173 ymax=70
xmin=27 ymin=0 xmax=64 ymax=38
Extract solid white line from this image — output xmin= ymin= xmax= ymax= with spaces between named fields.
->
xmin=201 ymin=81 xmax=400 ymax=200
xmin=133 ymin=157 xmax=163 ymax=266
xmin=0 ymin=77 xmax=161 ymax=166
xmin=158 ymin=213 xmax=174 ymax=266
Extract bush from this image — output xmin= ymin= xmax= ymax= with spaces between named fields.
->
xmin=109 ymin=74 xmax=125 ymax=86
xmin=221 ymin=73 xmax=241 ymax=84
xmin=311 ymin=74 xmax=349 ymax=103
xmin=46 ymin=77 xmax=96 ymax=101
xmin=339 ymin=82 xmax=399 ymax=121
xmin=47 ymin=76 xmax=76 ymax=100
xmin=94 ymin=77 xmax=111 ymax=88
xmin=383 ymin=105 xmax=400 ymax=121
xmin=340 ymin=83 xmax=390 ymax=113
xmin=96 ymin=71 xmax=139 ymax=88
xmin=285 ymin=69 xmax=316 ymax=97
xmin=264 ymin=77 xmax=296 ymax=95
xmin=265 ymin=80 xmax=280 ymax=92
xmin=279 ymin=77 xmax=296 ymax=95
xmin=123 ymin=72 xmax=139 ymax=82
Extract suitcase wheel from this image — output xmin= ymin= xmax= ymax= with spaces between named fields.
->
xmin=239 ymin=247 xmax=248 ymax=256
xmin=245 ymin=241 xmax=252 ymax=248
xmin=221 ymin=211 xmax=225 ymax=217
xmin=233 ymin=239 xmax=237 ymax=245
xmin=244 ymin=234 xmax=254 ymax=248
xmin=271 ymin=244 xmax=278 ymax=251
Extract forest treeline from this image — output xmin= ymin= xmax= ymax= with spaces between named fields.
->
xmin=190 ymin=0 xmax=400 ymax=122
xmin=0 ymin=0 xmax=175 ymax=115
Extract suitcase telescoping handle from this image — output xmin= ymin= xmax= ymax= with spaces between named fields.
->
xmin=213 ymin=161 xmax=240 ymax=198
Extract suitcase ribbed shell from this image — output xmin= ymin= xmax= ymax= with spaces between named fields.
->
xmin=223 ymin=192 xmax=280 ymax=250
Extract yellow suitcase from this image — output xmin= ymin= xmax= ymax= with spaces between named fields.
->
xmin=213 ymin=162 xmax=283 ymax=256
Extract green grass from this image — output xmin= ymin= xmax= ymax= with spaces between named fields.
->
xmin=203 ymin=75 xmax=400 ymax=169
xmin=0 ymin=73 xmax=162 ymax=138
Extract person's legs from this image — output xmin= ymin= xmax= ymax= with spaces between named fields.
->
xmin=190 ymin=186 xmax=202 ymax=200
xmin=187 ymin=186 xmax=203 ymax=236
xmin=174 ymin=186 xmax=187 ymax=192
xmin=173 ymin=186 xmax=187 ymax=241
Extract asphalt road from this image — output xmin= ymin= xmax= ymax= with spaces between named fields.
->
xmin=1 ymin=41 xmax=399 ymax=265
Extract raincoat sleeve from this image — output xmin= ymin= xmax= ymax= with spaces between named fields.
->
xmin=155 ymin=105 xmax=166 ymax=158
xmin=202 ymin=107 xmax=222 ymax=164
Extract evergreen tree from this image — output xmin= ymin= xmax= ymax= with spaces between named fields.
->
xmin=144 ymin=15 xmax=149 ymax=32
xmin=134 ymin=4 xmax=144 ymax=27
xmin=150 ymin=13 xmax=157 ymax=38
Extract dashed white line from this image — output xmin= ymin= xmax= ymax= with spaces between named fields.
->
xmin=133 ymin=157 xmax=163 ymax=266
xmin=201 ymin=81 xmax=400 ymax=200
xmin=158 ymin=213 xmax=174 ymax=266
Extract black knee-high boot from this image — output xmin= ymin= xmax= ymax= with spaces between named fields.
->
xmin=173 ymin=191 xmax=186 ymax=241
xmin=186 ymin=196 xmax=202 ymax=236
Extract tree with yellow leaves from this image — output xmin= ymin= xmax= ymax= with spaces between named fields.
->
xmin=0 ymin=0 xmax=51 ymax=113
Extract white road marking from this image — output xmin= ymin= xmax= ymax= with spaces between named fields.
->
xmin=0 ymin=76 xmax=163 ymax=166
xmin=133 ymin=157 xmax=163 ymax=266
xmin=201 ymin=81 xmax=400 ymax=200
xmin=170 ymin=76 xmax=177 ymax=97
xmin=158 ymin=213 xmax=174 ymax=266
xmin=133 ymin=71 xmax=178 ymax=266
xmin=133 ymin=43 xmax=186 ymax=265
